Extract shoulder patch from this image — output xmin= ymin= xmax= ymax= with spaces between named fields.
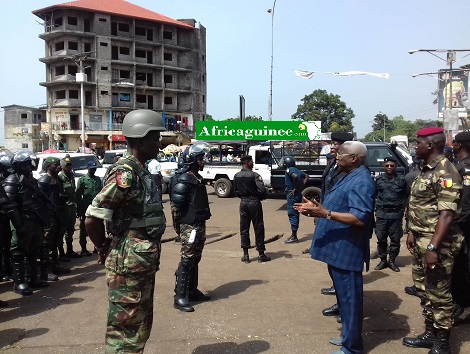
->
xmin=116 ymin=170 xmax=132 ymax=188
xmin=442 ymin=177 xmax=453 ymax=188
xmin=463 ymin=175 xmax=470 ymax=187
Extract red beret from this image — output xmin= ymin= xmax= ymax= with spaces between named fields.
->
xmin=416 ymin=127 xmax=444 ymax=137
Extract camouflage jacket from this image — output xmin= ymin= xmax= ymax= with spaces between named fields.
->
xmin=76 ymin=173 xmax=102 ymax=212
xmin=408 ymin=154 xmax=461 ymax=235
xmin=86 ymin=153 xmax=165 ymax=238
xmin=58 ymin=170 xmax=76 ymax=206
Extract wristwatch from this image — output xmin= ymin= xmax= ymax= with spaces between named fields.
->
xmin=326 ymin=210 xmax=332 ymax=220
xmin=426 ymin=243 xmax=438 ymax=253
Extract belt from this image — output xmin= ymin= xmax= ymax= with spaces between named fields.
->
xmin=240 ymin=196 xmax=259 ymax=201
xmin=377 ymin=207 xmax=403 ymax=213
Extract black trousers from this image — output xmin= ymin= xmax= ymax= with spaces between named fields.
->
xmin=375 ymin=217 xmax=403 ymax=259
xmin=452 ymin=238 xmax=470 ymax=307
xmin=240 ymin=199 xmax=265 ymax=252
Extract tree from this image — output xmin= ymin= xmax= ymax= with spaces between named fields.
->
xmin=291 ymin=89 xmax=354 ymax=132
xmin=223 ymin=115 xmax=263 ymax=121
xmin=205 ymin=114 xmax=214 ymax=121
xmin=372 ymin=112 xmax=392 ymax=132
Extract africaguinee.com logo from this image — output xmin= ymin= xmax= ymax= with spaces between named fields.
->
xmin=196 ymin=121 xmax=321 ymax=141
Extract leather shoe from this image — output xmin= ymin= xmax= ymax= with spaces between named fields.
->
xmin=41 ymin=273 xmax=59 ymax=281
xmin=329 ymin=337 xmax=342 ymax=346
xmin=189 ymin=289 xmax=211 ymax=302
xmin=29 ymin=279 xmax=50 ymax=288
xmin=374 ymin=259 xmax=388 ymax=270
xmin=258 ymin=254 xmax=271 ymax=263
xmin=404 ymin=285 xmax=419 ymax=297
xmin=321 ymin=286 xmax=336 ymax=295
xmin=322 ymin=303 xmax=339 ymax=316
xmin=388 ymin=260 xmax=400 ymax=272
xmin=336 ymin=316 xmax=342 ymax=323
xmin=241 ymin=255 xmax=250 ymax=264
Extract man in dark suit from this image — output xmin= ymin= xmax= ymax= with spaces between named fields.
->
xmin=295 ymin=141 xmax=375 ymax=354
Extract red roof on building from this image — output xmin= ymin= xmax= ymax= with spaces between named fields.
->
xmin=33 ymin=0 xmax=194 ymax=29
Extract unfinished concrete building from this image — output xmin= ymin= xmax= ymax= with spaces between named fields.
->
xmin=1 ymin=105 xmax=47 ymax=152
xmin=33 ymin=0 xmax=206 ymax=152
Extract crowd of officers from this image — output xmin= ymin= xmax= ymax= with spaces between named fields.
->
xmin=0 ymin=150 xmax=102 ymax=303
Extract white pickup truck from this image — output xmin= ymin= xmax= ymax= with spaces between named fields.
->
xmin=202 ymin=141 xmax=412 ymax=198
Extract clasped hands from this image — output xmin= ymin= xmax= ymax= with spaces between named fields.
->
xmin=294 ymin=197 xmax=328 ymax=218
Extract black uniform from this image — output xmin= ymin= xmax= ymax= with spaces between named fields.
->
xmin=452 ymin=155 xmax=470 ymax=308
xmin=321 ymin=158 xmax=345 ymax=202
xmin=374 ymin=173 xmax=407 ymax=261
xmin=233 ymin=168 xmax=267 ymax=251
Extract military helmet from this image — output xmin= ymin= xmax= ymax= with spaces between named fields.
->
xmin=12 ymin=149 xmax=36 ymax=170
xmin=183 ymin=142 xmax=210 ymax=165
xmin=122 ymin=109 xmax=166 ymax=138
xmin=282 ymin=156 xmax=296 ymax=169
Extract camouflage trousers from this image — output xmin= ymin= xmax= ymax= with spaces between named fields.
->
xmin=57 ymin=205 xmax=77 ymax=249
xmin=180 ymin=222 xmax=206 ymax=259
xmin=412 ymin=232 xmax=463 ymax=330
xmin=104 ymin=231 xmax=161 ymax=353
xmin=170 ymin=203 xmax=181 ymax=236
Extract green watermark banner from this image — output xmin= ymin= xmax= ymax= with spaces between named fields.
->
xmin=196 ymin=121 xmax=322 ymax=141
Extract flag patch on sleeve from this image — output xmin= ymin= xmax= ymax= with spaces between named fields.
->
xmin=443 ymin=177 xmax=453 ymax=188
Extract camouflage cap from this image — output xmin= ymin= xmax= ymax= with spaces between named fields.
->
xmin=45 ymin=156 xmax=60 ymax=165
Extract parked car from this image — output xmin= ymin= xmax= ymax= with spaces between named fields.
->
xmin=32 ymin=152 xmax=107 ymax=183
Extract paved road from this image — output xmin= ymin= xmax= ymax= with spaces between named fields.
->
xmin=1 ymin=188 xmax=469 ymax=353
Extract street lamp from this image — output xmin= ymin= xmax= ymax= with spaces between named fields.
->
xmin=267 ymin=0 xmax=277 ymax=121
xmin=72 ymin=53 xmax=91 ymax=152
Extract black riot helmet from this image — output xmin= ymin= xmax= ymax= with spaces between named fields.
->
xmin=282 ymin=156 xmax=296 ymax=169
xmin=183 ymin=142 xmax=210 ymax=166
xmin=0 ymin=150 xmax=14 ymax=175
xmin=12 ymin=149 xmax=36 ymax=174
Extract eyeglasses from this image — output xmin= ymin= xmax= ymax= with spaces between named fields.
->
xmin=384 ymin=164 xmax=396 ymax=167
xmin=336 ymin=152 xmax=356 ymax=159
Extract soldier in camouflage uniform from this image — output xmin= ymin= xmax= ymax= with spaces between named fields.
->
xmin=450 ymin=131 xmax=470 ymax=318
xmin=76 ymin=160 xmax=102 ymax=256
xmin=403 ymin=127 xmax=463 ymax=354
xmin=171 ymin=142 xmax=212 ymax=312
xmin=85 ymin=109 xmax=166 ymax=353
xmin=58 ymin=157 xmax=81 ymax=259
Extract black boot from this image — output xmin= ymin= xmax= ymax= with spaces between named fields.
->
xmin=174 ymin=258 xmax=194 ymax=312
xmin=58 ymin=244 xmax=70 ymax=262
xmin=241 ymin=248 xmax=250 ymax=264
xmin=40 ymin=242 xmax=59 ymax=282
xmin=403 ymin=320 xmax=436 ymax=348
xmin=429 ymin=329 xmax=451 ymax=354
xmin=374 ymin=258 xmax=388 ymax=270
xmin=285 ymin=231 xmax=299 ymax=244
xmin=388 ymin=258 xmax=400 ymax=272
xmin=28 ymin=257 xmax=49 ymax=288
xmin=66 ymin=244 xmax=82 ymax=259
xmin=258 ymin=253 xmax=271 ymax=262
xmin=11 ymin=254 xmax=32 ymax=296
xmin=189 ymin=265 xmax=210 ymax=301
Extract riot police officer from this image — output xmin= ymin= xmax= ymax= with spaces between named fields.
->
xmin=233 ymin=155 xmax=270 ymax=263
xmin=283 ymin=156 xmax=308 ymax=244
xmin=38 ymin=157 xmax=69 ymax=278
xmin=85 ymin=109 xmax=167 ymax=353
xmin=2 ymin=149 xmax=49 ymax=295
xmin=171 ymin=142 xmax=212 ymax=312
xmin=0 ymin=150 xmax=14 ymax=282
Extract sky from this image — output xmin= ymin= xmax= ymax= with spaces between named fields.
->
xmin=1 ymin=0 xmax=470 ymax=146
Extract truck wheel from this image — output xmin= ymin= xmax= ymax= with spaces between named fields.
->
xmin=214 ymin=178 xmax=233 ymax=198
xmin=161 ymin=181 xmax=168 ymax=194
xmin=302 ymin=187 xmax=321 ymax=202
